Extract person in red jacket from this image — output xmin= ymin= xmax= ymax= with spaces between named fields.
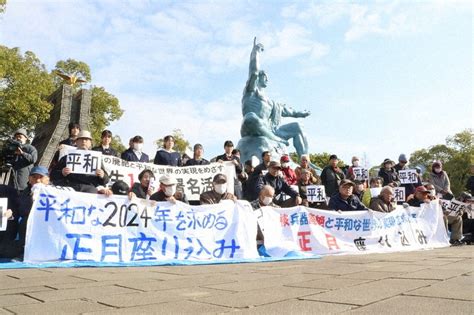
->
xmin=280 ymin=155 xmax=297 ymax=185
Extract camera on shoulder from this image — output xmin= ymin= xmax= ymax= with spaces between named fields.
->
xmin=1 ymin=138 xmax=24 ymax=168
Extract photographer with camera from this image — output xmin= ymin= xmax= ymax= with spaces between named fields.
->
xmin=2 ymin=129 xmax=38 ymax=193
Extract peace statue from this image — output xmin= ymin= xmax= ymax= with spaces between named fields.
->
xmin=237 ymin=37 xmax=311 ymax=162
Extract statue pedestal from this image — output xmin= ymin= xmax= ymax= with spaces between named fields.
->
xmin=237 ymin=136 xmax=288 ymax=164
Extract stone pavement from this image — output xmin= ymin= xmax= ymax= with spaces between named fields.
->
xmin=0 ymin=246 xmax=472 ymax=314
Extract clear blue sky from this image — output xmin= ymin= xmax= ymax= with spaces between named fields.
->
xmin=1 ymin=0 xmax=472 ymax=167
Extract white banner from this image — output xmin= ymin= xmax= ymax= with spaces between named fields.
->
xmin=353 ymin=167 xmax=368 ymax=181
xmin=66 ymin=150 xmax=102 ymax=175
xmin=307 ymin=185 xmax=326 ymax=202
xmin=446 ymin=199 xmax=467 ymax=217
xmin=24 ymin=186 xmax=258 ymax=263
xmin=261 ymin=201 xmax=449 ymax=257
xmin=398 ymin=169 xmax=418 ymax=184
xmin=393 ymin=187 xmax=406 ymax=202
xmin=0 ymin=198 xmax=8 ymax=231
xmin=101 ymin=157 xmax=236 ymax=201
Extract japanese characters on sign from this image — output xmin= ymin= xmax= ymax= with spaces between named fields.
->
xmin=446 ymin=199 xmax=467 ymax=217
xmin=353 ymin=167 xmax=368 ymax=181
xmin=306 ymin=185 xmax=326 ymax=202
xmin=66 ymin=150 xmax=102 ymax=175
xmin=393 ymin=187 xmax=406 ymax=202
xmin=398 ymin=169 xmax=418 ymax=184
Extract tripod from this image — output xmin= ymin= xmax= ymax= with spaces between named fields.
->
xmin=0 ymin=167 xmax=13 ymax=186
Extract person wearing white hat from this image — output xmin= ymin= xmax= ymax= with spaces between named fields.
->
xmin=150 ymin=174 xmax=188 ymax=204
xmin=8 ymin=128 xmax=38 ymax=192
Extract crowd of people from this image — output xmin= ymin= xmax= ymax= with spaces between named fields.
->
xmin=1 ymin=123 xmax=473 ymax=259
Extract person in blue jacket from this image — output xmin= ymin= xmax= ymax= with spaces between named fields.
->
xmin=153 ymin=135 xmax=182 ymax=166
xmin=328 ymin=179 xmax=368 ymax=211
xmin=121 ymin=135 xmax=149 ymax=163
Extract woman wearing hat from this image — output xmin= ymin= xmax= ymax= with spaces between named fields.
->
xmin=378 ymin=158 xmax=400 ymax=187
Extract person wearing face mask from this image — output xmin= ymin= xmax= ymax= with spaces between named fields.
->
xmin=251 ymin=185 xmax=279 ymax=247
xmin=129 ymin=169 xmax=156 ymax=199
xmin=200 ymin=174 xmax=236 ymax=205
xmin=257 ymin=161 xmax=302 ymax=207
xmin=150 ymin=174 xmax=188 ymax=204
xmin=8 ymin=128 xmax=38 ymax=193
xmin=280 ymin=155 xmax=297 ymax=185
xmin=121 ymin=135 xmax=149 ymax=163
xmin=346 ymin=156 xmax=360 ymax=181
xmin=428 ymin=161 xmax=453 ymax=199
xmin=154 ymin=135 xmax=182 ymax=166
xmin=51 ymin=131 xmax=110 ymax=194
xmin=369 ymin=186 xmax=396 ymax=213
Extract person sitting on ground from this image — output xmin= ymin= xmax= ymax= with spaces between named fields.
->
xmin=256 ymin=161 xmax=302 ymax=207
xmin=407 ymin=186 xmax=434 ymax=207
xmin=51 ymin=130 xmax=110 ymax=194
xmin=111 ymin=180 xmax=130 ymax=196
xmin=378 ymin=158 xmax=400 ymax=187
xmin=321 ymin=154 xmax=345 ymax=197
xmin=362 ymin=177 xmax=383 ymax=207
xmin=369 ymin=186 xmax=396 ymax=213
xmin=200 ymin=174 xmax=236 ymax=204
xmin=428 ymin=161 xmax=453 ymax=199
xmin=295 ymin=154 xmax=320 ymax=184
xmin=154 ymin=135 xmax=182 ymax=166
xmin=280 ymin=155 xmax=298 ymax=185
xmin=129 ymin=169 xmax=155 ymax=199
xmin=150 ymin=174 xmax=188 ymax=204
xmin=92 ymin=129 xmax=118 ymax=156
xmin=298 ymin=169 xmax=327 ymax=209
xmin=250 ymin=185 xmax=279 ymax=247
xmin=185 ymin=143 xmax=209 ymax=166
xmin=328 ymin=179 xmax=368 ymax=211
xmin=121 ymin=135 xmax=149 ymax=162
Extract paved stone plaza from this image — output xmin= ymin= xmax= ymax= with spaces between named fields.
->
xmin=0 ymin=246 xmax=472 ymax=314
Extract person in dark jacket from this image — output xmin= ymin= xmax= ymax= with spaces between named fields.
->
xmin=394 ymin=153 xmax=421 ymax=197
xmin=9 ymin=128 xmax=38 ymax=192
xmin=321 ymin=154 xmax=345 ymax=197
xmin=121 ymin=135 xmax=149 ymax=162
xmin=92 ymin=130 xmax=118 ymax=156
xmin=150 ymin=174 xmax=188 ymax=203
xmin=154 ymin=135 xmax=182 ymax=166
xmin=59 ymin=122 xmax=81 ymax=146
xmin=215 ymin=140 xmax=244 ymax=199
xmin=257 ymin=161 xmax=302 ymax=207
xmin=253 ymin=151 xmax=271 ymax=177
xmin=328 ymin=179 xmax=368 ymax=211
xmin=185 ymin=143 xmax=209 ymax=166
xmin=51 ymin=131 xmax=110 ymax=193
xmin=200 ymin=174 xmax=236 ymax=204
xmin=378 ymin=158 xmax=400 ymax=187
xmin=129 ymin=169 xmax=155 ymax=199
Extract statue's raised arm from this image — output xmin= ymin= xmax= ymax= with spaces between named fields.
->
xmin=244 ymin=37 xmax=265 ymax=94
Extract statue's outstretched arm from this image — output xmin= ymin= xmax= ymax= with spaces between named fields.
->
xmin=249 ymin=37 xmax=264 ymax=76
xmin=280 ymin=103 xmax=311 ymax=118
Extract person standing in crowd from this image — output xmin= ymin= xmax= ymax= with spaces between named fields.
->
xmin=369 ymin=186 xmax=396 ymax=213
xmin=129 ymin=169 xmax=155 ymax=199
xmin=428 ymin=161 xmax=453 ymax=199
xmin=59 ymin=122 xmax=81 ymax=146
xmin=295 ymin=154 xmax=320 ymax=184
xmin=394 ymin=153 xmax=421 ymax=197
xmin=253 ymin=151 xmax=271 ymax=176
xmin=9 ymin=129 xmax=38 ymax=193
xmin=257 ymin=161 xmax=302 ymax=207
xmin=200 ymin=174 xmax=236 ymax=204
xmin=280 ymin=155 xmax=297 ymax=185
xmin=121 ymin=135 xmax=149 ymax=162
xmin=346 ymin=156 xmax=360 ymax=181
xmin=150 ymin=174 xmax=188 ymax=203
xmin=92 ymin=130 xmax=118 ymax=156
xmin=321 ymin=154 xmax=345 ymax=197
xmin=185 ymin=144 xmax=209 ymax=166
xmin=215 ymin=140 xmax=244 ymax=199
xmin=154 ymin=135 xmax=182 ymax=166
xmin=328 ymin=179 xmax=368 ymax=211
xmin=378 ymin=158 xmax=400 ymax=187
xmin=51 ymin=131 xmax=110 ymax=193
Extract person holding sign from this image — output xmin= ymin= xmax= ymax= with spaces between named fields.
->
xmin=298 ymin=169 xmax=327 ymax=209
xmin=328 ymin=180 xmax=368 ymax=211
xmin=130 ymin=169 xmax=155 ymax=199
xmin=51 ymin=131 xmax=110 ymax=193
xmin=257 ymin=161 xmax=301 ymax=207
xmin=346 ymin=156 xmax=360 ymax=181
xmin=200 ymin=174 xmax=237 ymax=204
xmin=150 ymin=174 xmax=188 ymax=204
xmin=394 ymin=154 xmax=421 ymax=198
xmin=378 ymin=158 xmax=400 ymax=187
xmin=369 ymin=186 xmax=396 ymax=213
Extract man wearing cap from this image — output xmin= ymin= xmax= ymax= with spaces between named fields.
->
xmin=200 ymin=174 xmax=236 ymax=204
xmin=8 ymin=129 xmax=38 ymax=192
xmin=51 ymin=130 xmax=110 ymax=193
xmin=321 ymin=154 xmax=345 ymax=197
xmin=215 ymin=140 xmax=244 ymax=199
xmin=185 ymin=144 xmax=209 ymax=166
xmin=328 ymin=179 xmax=368 ymax=211
xmin=154 ymin=135 xmax=182 ymax=166
xmin=92 ymin=130 xmax=118 ymax=157
xmin=256 ymin=161 xmax=301 ymax=207
xmin=280 ymin=155 xmax=298 ymax=185
xmin=378 ymin=158 xmax=400 ymax=187
xmin=369 ymin=186 xmax=396 ymax=213
xmin=150 ymin=174 xmax=188 ymax=203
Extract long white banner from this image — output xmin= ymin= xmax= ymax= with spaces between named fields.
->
xmin=25 ymin=186 xmax=258 ymax=263
xmin=101 ymin=157 xmax=236 ymax=201
xmin=260 ymin=201 xmax=449 ymax=257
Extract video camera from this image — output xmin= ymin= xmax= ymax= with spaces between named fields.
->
xmin=0 ymin=138 xmax=23 ymax=168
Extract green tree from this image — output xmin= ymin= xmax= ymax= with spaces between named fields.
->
xmin=155 ymin=129 xmax=191 ymax=155
xmin=410 ymin=129 xmax=473 ymax=196
xmin=0 ymin=0 xmax=6 ymax=14
xmin=0 ymin=46 xmax=54 ymax=138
